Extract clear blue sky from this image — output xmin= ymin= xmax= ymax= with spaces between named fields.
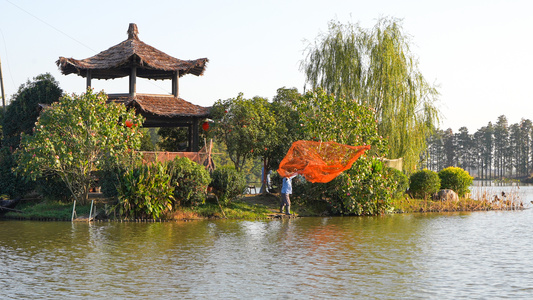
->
xmin=1 ymin=0 xmax=531 ymax=133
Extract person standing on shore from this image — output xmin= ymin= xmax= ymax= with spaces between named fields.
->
xmin=280 ymin=173 xmax=297 ymax=215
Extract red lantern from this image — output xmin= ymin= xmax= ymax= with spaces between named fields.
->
xmin=202 ymin=121 xmax=210 ymax=131
xmin=125 ymin=120 xmax=133 ymax=128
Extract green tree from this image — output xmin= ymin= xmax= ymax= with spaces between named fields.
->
xmin=292 ymin=89 xmax=391 ymax=215
xmin=259 ymin=87 xmax=305 ymax=192
xmin=2 ymin=73 xmax=63 ymax=150
xmin=158 ymin=127 xmax=189 ymax=151
xmin=443 ymin=128 xmax=456 ymax=168
xmin=517 ymin=119 xmax=533 ymax=176
xmin=15 ymin=89 xmax=144 ymax=204
xmin=473 ymin=123 xmax=494 ymax=180
xmin=295 ymin=89 xmax=387 ymax=153
xmin=493 ymin=115 xmax=509 ymax=179
xmin=301 ymin=17 xmax=440 ymax=172
xmin=210 ymin=93 xmax=276 ymax=172
xmin=456 ymin=127 xmax=474 ymax=174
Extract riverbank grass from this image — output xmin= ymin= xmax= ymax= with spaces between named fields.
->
xmin=3 ymin=194 xmax=276 ymax=221
xmin=391 ymin=191 xmax=524 ymax=213
xmin=5 ymin=199 xmax=92 ymax=221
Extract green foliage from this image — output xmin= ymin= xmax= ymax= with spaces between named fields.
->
xmin=294 ymin=88 xmax=387 ymax=155
xmin=35 ymin=175 xmax=71 ymax=202
xmin=210 ymin=165 xmax=247 ymax=205
xmin=409 ymin=169 xmax=441 ymax=199
xmin=266 ymin=87 xmax=305 ymax=170
xmin=4 ymin=199 xmax=92 ymax=220
xmin=15 ymin=89 xmax=143 ymax=204
xmin=288 ymin=89 xmax=390 ymax=215
xmin=438 ymin=167 xmax=473 ymax=197
xmin=389 ymin=168 xmax=409 ymax=199
xmin=296 ymin=157 xmax=393 ymax=215
xmin=115 ymin=162 xmax=173 ymax=219
xmin=167 ymin=157 xmax=211 ymax=207
xmin=0 ymin=148 xmax=30 ymax=198
xmin=302 ymin=17 xmax=440 ymax=172
xmin=210 ymin=94 xmax=277 ymax=171
xmin=139 ymin=128 xmax=159 ymax=151
xmin=158 ymin=127 xmax=189 ymax=151
xmin=2 ymin=73 xmax=63 ymax=150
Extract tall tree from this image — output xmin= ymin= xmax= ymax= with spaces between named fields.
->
xmin=493 ymin=115 xmax=509 ymax=179
xmin=509 ymin=123 xmax=521 ymax=177
xmin=302 ymin=17 xmax=440 ymax=172
xmin=443 ymin=128 xmax=456 ymax=168
xmin=210 ymin=93 xmax=276 ymax=172
xmin=2 ymin=73 xmax=63 ymax=150
xmin=476 ymin=123 xmax=494 ymax=180
xmin=456 ymin=127 xmax=473 ymax=173
xmin=521 ymin=119 xmax=533 ymax=175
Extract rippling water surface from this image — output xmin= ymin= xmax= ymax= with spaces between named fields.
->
xmin=2 ymin=189 xmax=533 ymax=299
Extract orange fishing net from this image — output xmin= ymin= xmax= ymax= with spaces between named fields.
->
xmin=277 ymin=140 xmax=371 ymax=183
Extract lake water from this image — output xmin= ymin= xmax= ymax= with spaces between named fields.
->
xmin=2 ymin=186 xmax=533 ymax=299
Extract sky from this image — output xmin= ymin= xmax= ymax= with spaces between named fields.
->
xmin=0 ymin=0 xmax=532 ymax=133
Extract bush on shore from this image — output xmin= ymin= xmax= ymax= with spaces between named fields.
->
xmin=409 ymin=169 xmax=441 ymax=199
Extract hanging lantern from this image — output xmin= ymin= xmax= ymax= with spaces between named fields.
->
xmin=202 ymin=121 xmax=210 ymax=131
xmin=125 ymin=120 xmax=133 ymax=128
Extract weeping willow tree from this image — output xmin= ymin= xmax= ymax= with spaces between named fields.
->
xmin=302 ymin=17 xmax=440 ymax=172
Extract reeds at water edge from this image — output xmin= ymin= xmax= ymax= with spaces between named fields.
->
xmin=392 ymin=187 xmax=525 ymax=213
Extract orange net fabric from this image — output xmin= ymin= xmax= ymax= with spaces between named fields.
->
xmin=277 ymin=141 xmax=371 ymax=183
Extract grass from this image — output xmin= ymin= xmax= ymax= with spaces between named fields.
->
xmin=3 ymin=194 xmax=277 ymax=221
xmin=9 ymin=188 xmax=521 ymax=221
xmin=4 ymin=198 xmax=92 ymax=221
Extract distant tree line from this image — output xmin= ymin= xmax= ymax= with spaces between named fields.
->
xmin=422 ymin=115 xmax=533 ymax=180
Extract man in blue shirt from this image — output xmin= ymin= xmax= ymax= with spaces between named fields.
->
xmin=280 ymin=173 xmax=297 ymax=215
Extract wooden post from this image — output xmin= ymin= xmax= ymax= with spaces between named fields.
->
xmin=172 ymin=71 xmax=179 ymax=97
xmin=129 ymin=66 xmax=137 ymax=97
xmin=187 ymin=125 xmax=192 ymax=152
xmin=192 ymin=118 xmax=199 ymax=152
xmin=86 ymin=70 xmax=92 ymax=90
xmin=89 ymin=199 xmax=94 ymax=222
xmin=71 ymin=200 xmax=77 ymax=221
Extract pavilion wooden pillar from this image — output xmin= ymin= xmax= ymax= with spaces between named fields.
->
xmin=86 ymin=70 xmax=92 ymax=89
xmin=172 ymin=71 xmax=179 ymax=97
xmin=187 ymin=119 xmax=200 ymax=152
xmin=192 ymin=118 xmax=199 ymax=152
xmin=129 ymin=66 xmax=137 ymax=97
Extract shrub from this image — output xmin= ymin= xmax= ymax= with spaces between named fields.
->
xmin=167 ymin=157 xmax=211 ymax=207
xmin=333 ymin=158 xmax=393 ymax=215
xmin=389 ymin=167 xmax=409 ymax=199
xmin=35 ymin=175 xmax=71 ymax=202
xmin=97 ymin=166 xmax=122 ymax=199
xmin=115 ymin=162 xmax=173 ymax=219
xmin=409 ymin=169 xmax=441 ymax=199
xmin=295 ymin=157 xmax=394 ymax=216
xmin=438 ymin=167 xmax=473 ymax=198
xmin=0 ymin=148 xmax=30 ymax=199
xmin=210 ymin=166 xmax=246 ymax=205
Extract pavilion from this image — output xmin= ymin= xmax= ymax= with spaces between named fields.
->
xmin=56 ymin=23 xmax=210 ymax=153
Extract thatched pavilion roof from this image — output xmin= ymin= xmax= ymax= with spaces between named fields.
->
xmin=109 ymin=93 xmax=209 ymax=117
xmin=56 ymin=24 xmax=208 ymax=80
xmin=108 ymin=93 xmax=210 ymax=127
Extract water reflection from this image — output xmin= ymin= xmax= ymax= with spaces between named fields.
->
xmin=2 ymin=209 xmax=533 ymax=298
